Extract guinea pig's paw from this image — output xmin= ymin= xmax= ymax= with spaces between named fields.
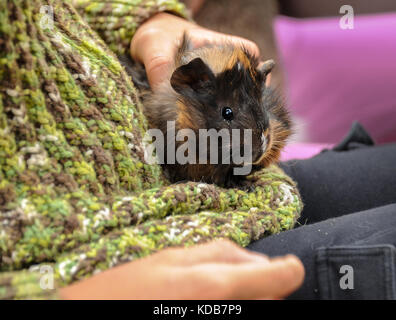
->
xmin=225 ymin=176 xmax=256 ymax=192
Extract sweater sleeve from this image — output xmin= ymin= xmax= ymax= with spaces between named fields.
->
xmin=0 ymin=269 xmax=58 ymax=300
xmin=0 ymin=0 xmax=302 ymax=299
xmin=72 ymin=0 xmax=190 ymax=55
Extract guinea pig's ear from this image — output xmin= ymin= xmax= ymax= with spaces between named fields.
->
xmin=171 ymin=58 xmax=215 ymax=95
xmin=258 ymin=59 xmax=275 ymax=78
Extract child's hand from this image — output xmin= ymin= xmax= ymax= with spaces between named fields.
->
xmin=60 ymin=239 xmax=304 ymax=299
xmin=130 ymin=12 xmax=260 ymax=89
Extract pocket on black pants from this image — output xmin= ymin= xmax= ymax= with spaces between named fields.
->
xmin=316 ymin=245 xmax=396 ymax=299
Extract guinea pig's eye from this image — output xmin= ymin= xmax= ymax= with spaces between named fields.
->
xmin=222 ymin=107 xmax=234 ymax=121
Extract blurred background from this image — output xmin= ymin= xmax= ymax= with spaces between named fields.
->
xmin=181 ymin=0 xmax=396 ymax=153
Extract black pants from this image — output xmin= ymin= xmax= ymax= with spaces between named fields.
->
xmin=247 ymin=123 xmax=396 ymax=299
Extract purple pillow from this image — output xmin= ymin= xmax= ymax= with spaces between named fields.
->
xmin=281 ymin=142 xmax=332 ymax=161
xmin=274 ymin=13 xmax=396 ymax=143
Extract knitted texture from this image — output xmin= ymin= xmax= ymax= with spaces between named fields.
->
xmin=0 ymin=0 xmax=302 ymax=299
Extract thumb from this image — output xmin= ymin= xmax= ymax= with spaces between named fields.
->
xmin=221 ymin=254 xmax=305 ymax=299
xmin=131 ymin=31 xmax=175 ymax=89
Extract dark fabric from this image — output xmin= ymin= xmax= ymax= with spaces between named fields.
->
xmin=248 ymin=123 xmax=396 ymax=299
xmin=332 ymin=121 xmax=374 ymax=151
xmin=248 ymin=204 xmax=396 ymax=300
xmin=278 ymin=0 xmax=396 ymax=18
xmin=280 ymin=123 xmax=396 ymax=225
xmin=316 ymin=245 xmax=396 ymax=300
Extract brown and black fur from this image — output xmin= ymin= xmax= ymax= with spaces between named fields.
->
xmin=119 ymin=35 xmax=292 ymax=188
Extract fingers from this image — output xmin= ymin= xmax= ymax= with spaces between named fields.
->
xmin=130 ymin=12 xmax=261 ymax=89
xmin=189 ymin=29 xmax=260 ymax=58
xmin=61 ymin=240 xmax=304 ymax=300
xmin=191 ymin=254 xmax=305 ymax=300
xmin=229 ymin=255 xmax=305 ymax=299
xmin=155 ymin=239 xmax=270 ymax=266
xmin=144 ymin=54 xmax=173 ymax=89
xmin=131 ymin=28 xmax=175 ymax=88
xmin=228 ymin=36 xmax=260 ymax=58
xmin=148 ymin=241 xmax=304 ymax=300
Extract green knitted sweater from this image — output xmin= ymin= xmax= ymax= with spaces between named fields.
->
xmin=0 ymin=0 xmax=302 ymax=299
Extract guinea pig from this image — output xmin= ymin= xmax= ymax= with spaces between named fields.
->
xmin=119 ymin=34 xmax=292 ymax=188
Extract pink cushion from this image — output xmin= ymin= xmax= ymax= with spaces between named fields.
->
xmin=274 ymin=13 xmax=396 ymax=143
xmin=280 ymin=143 xmax=332 ymax=161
